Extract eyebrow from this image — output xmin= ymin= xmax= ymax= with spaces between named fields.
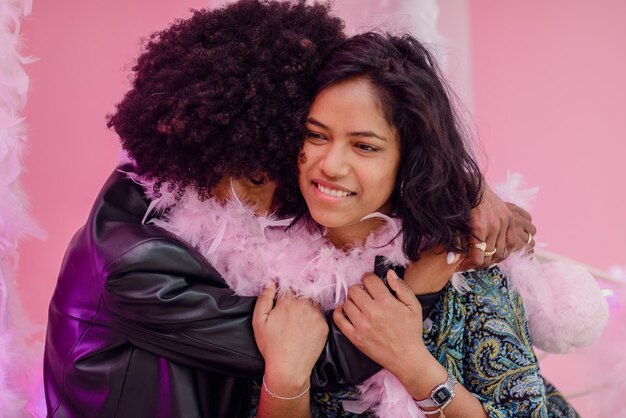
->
xmin=306 ymin=117 xmax=389 ymax=142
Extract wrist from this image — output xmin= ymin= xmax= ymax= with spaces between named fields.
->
xmin=393 ymin=348 xmax=448 ymax=400
xmin=414 ymin=374 xmax=457 ymax=415
xmin=263 ymin=368 xmax=310 ymax=398
xmin=262 ymin=375 xmax=311 ymax=401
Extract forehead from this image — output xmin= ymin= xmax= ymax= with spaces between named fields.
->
xmin=309 ymin=78 xmax=394 ymax=133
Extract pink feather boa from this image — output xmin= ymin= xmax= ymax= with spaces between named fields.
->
xmin=128 ymin=172 xmax=607 ymax=417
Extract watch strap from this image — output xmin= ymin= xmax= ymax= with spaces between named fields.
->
xmin=414 ymin=374 xmax=457 ymax=408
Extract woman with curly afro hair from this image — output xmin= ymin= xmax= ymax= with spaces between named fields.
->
xmin=107 ymin=0 xmax=345 ymax=214
xmin=44 ymin=2 xmax=384 ymax=418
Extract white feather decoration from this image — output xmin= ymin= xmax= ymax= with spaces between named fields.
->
xmin=0 ymin=0 xmax=46 ymax=416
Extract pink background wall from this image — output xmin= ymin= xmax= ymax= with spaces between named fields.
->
xmin=470 ymin=0 xmax=626 ymax=275
xmin=14 ymin=1 xmax=626 ymax=415
xmin=19 ymin=0 xmax=209 ymax=326
xmin=468 ymin=2 xmax=626 ymax=414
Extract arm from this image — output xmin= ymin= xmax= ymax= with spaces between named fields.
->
xmin=97 ymin=167 xmax=381 ymax=385
xmin=102 ymin=236 xmax=265 ymax=378
xmin=102 ymin=233 xmax=381 ymax=385
xmin=333 ymin=272 xmax=488 ymax=417
xmin=252 ymin=282 xmax=327 ymax=418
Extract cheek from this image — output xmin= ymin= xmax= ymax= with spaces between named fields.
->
xmin=298 ymin=146 xmax=319 ymax=182
xmin=368 ymin=158 xmax=399 ymax=201
xmin=298 ymin=150 xmax=307 ymax=166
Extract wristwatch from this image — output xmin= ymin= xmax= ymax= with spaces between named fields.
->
xmin=414 ymin=374 xmax=458 ymax=409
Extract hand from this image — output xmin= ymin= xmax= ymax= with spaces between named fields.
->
xmin=332 ymin=271 xmax=427 ymax=380
xmin=458 ymin=183 xmax=536 ymax=270
xmin=505 ymin=202 xmax=536 ymax=254
xmin=334 ymin=273 xmax=490 ymax=417
xmin=253 ymin=282 xmax=328 ymax=393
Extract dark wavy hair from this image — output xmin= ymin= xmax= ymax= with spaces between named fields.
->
xmin=107 ymin=0 xmax=345 ymax=213
xmin=306 ymin=32 xmax=483 ymax=260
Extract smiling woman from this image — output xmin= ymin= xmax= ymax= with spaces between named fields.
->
xmin=277 ymin=32 xmax=579 ymax=417
xmin=300 ymin=77 xmax=400 ymax=245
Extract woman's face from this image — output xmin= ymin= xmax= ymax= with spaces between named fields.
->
xmin=299 ymin=77 xmax=401 ymax=241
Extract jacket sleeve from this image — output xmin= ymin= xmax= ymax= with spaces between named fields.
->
xmin=102 ymin=235 xmax=265 ymax=379
xmin=101 ymin=230 xmax=380 ymax=387
xmin=96 ymin=167 xmax=380 ymax=387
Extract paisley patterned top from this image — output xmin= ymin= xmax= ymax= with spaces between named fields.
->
xmin=423 ymin=266 xmax=578 ymax=417
xmin=249 ymin=267 xmax=579 ymax=417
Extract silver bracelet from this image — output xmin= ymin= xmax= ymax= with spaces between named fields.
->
xmin=262 ymin=376 xmax=311 ymax=401
xmin=418 ymin=392 xmax=456 ymax=417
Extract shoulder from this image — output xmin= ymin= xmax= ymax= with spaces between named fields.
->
xmin=81 ymin=166 xmax=221 ymax=282
xmin=459 ymin=266 xmax=520 ymax=313
xmin=461 ymin=266 xmax=511 ymax=295
xmin=455 ymin=266 xmax=529 ymax=341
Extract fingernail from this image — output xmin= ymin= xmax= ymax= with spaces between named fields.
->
xmin=446 ymin=252 xmax=460 ymax=265
xmin=264 ymin=280 xmax=275 ymax=289
xmin=387 ymin=269 xmax=399 ymax=281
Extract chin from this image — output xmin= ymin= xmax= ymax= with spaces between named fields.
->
xmin=312 ymin=214 xmax=355 ymax=230
xmin=309 ymin=212 xmax=338 ymax=228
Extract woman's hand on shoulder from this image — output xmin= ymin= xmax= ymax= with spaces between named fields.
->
xmin=458 ymin=182 xmax=537 ymax=270
xmin=253 ymin=281 xmax=328 ymax=391
xmin=332 ymin=271 xmax=428 ymax=380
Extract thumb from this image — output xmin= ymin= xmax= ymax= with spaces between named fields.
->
xmin=253 ymin=280 xmax=276 ymax=325
xmin=386 ymin=270 xmax=421 ymax=314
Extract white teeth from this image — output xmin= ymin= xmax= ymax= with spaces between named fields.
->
xmin=316 ymin=183 xmax=351 ymax=198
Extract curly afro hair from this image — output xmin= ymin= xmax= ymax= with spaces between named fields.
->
xmin=107 ymin=0 xmax=345 ymax=211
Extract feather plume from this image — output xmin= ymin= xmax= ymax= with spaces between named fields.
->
xmin=0 ymin=0 xmax=46 ymax=415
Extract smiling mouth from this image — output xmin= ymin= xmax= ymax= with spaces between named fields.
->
xmin=314 ymin=182 xmax=355 ymax=198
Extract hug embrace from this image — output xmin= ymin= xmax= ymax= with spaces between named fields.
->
xmin=44 ymin=1 xmax=588 ymax=417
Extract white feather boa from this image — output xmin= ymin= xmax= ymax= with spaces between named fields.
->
xmin=129 ymin=171 xmax=607 ymax=417
xmin=0 ymin=0 xmax=46 ymax=416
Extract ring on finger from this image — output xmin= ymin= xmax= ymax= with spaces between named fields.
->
xmin=525 ymin=231 xmax=533 ymax=245
xmin=472 ymin=242 xmax=487 ymax=252
xmin=484 ymin=248 xmax=497 ymax=257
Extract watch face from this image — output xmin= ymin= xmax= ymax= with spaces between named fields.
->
xmin=433 ymin=387 xmax=452 ymax=404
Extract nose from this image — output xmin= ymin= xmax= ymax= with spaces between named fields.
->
xmin=319 ymin=142 xmax=350 ymax=178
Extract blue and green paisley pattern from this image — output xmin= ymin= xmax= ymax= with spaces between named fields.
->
xmin=424 ymin=266 xmax=579 ymax=417
xmin=249 ymin=266 xmax=579 ymax=417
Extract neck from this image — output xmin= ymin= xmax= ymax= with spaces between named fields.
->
xmin=326 ymin=217 xmax=387 ymax=249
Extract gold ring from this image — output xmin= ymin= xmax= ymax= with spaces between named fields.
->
xmin=472 ymin=242 xmax=487 ymax=252
xmin=525 ymin=231 xmax=533 ymax=245
xmin=484 ymin=248 xmax=497 ymax=257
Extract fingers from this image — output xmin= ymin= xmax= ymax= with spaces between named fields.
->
xmin=386 ymin=270 xmax=421 ymax=314
xmin=341 ymin=298 xmax=362 ymax=326
xmin=482 ymin=210 xmax=505 ymax=265
xmin=492 ymin=225 xmax=507 ymax=263
xmin=506 ymin=202 xmax=532 ymax=221
xmin=505 ymin=204 xmax=537 ymax=253
xmin=461 ymin=235 xmax=486 ymax=270
xmin=333 ymin=307 xmax=354 ymax=335
xmin=523 ymin=219 xmax=537 ymax=237
xmin=360 ymin=273 xmax=390 ymax=300
xmin=348 ymin=273 xmax=376 ymax=305
xmin=253 ymin=281 xmax=277 ymax=326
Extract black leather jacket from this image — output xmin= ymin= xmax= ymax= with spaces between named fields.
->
xmin=44 ymin=166 xmax=380 ymax=418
